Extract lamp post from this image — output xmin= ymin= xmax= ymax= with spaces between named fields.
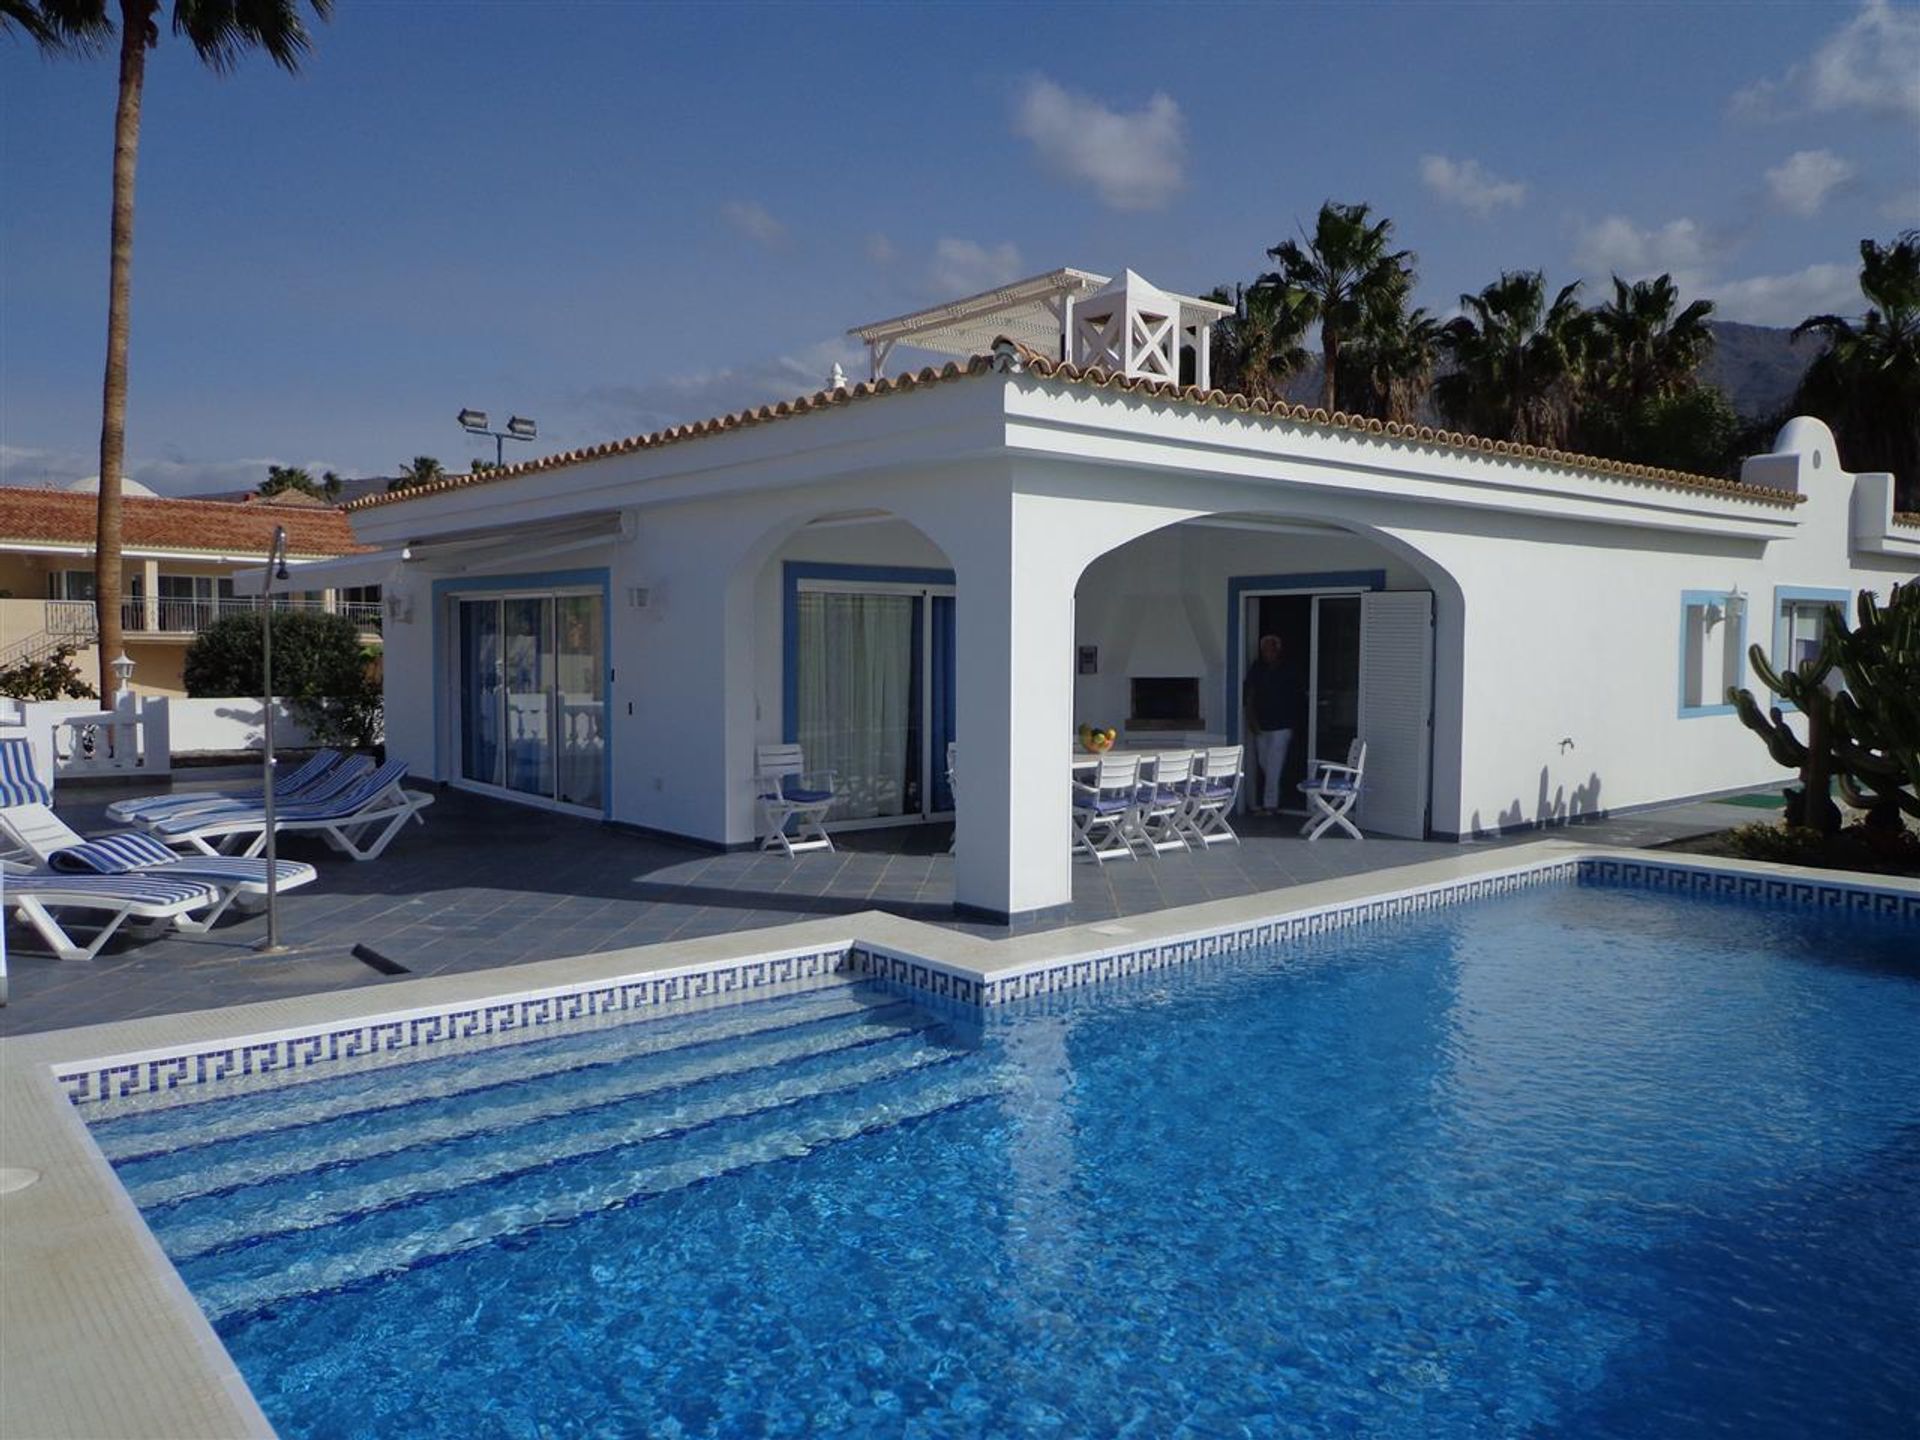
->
xmin=457 ymin=408 xmax=537 ymax=468
xmin=257 ymin=526 xmax=291 ymax=955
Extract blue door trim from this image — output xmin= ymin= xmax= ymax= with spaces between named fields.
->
xmin=1224 ymin=569 xmax=1386 ymax=744
xmin=431 ymin=567 xmax=613 ymax=812
xmin=781 ymin=561 xmax=956 ymax=743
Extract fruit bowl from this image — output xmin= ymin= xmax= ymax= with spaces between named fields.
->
xmin=1078 ymin=724 xmax=1118 ymax=754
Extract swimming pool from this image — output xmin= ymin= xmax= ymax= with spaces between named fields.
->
xmin=83 ymin=877 xmax=1920 ymax=1438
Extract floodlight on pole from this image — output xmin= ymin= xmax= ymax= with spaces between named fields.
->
xmin=458 ymin=406 xmax=538 ymax=468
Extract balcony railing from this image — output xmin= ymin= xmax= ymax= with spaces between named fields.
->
xmin=118 ymin=597 xmax=383 ymax=635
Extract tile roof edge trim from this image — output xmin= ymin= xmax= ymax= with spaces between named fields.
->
xmin=344 ymin=350 xmax=1804 ymax=514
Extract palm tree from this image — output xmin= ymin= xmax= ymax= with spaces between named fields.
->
xmin=1435 ymin=271 xmax=1589 ymax=448
xmin=1205 ymin=283 xmax=1310 ymax=403
xmin=1260 ymin=202 xmax=1415 ymax=413
xmin=1589 ymin=274 xmax=1715 ymax=410
xmin=3 ymin=0 xmax=330 ymax=699
xmin=1791 ymin=231 xmax=1920 ymax=509
xmin=389 ymin=456 xmax=447 ymax=493
xmin=1344 ymin=306 xmax=1442 ymax=424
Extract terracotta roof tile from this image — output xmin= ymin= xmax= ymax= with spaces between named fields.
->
xmin=0 ymin=487 xmax=367 ymax=556
xmin=345 ymin=347 xmax=1804 ymax=514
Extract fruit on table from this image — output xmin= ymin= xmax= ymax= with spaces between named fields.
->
xmin=1078 ymin=724 xmax=1118 ymax=752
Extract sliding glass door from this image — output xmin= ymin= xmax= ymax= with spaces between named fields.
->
xmin=794 ymin=582 xmax=955 ymax=825
xmin=457 ymin=591 xmax=605 ymax=811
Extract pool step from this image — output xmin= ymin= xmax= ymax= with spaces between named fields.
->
xmin=120 ymin=1003 xmax=933 ymax=1209
xmin=150 ymin=1036 xmax=963 ymax=1259
xmin=183 ymin=1061 xmax=1005 ymax=1326
xmin=93 ymin=983 xmax=900 ymax=1163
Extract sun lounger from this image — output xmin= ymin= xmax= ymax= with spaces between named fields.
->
xmin=5 ymin=871 xmax=223 ymax=962
xmin=0 ymin=801 xmax=317 ymax=927
xmin=105 ymin=750 xmax=367 ymax=825
xmin=153 ymin=759 xmax=434 ymax=861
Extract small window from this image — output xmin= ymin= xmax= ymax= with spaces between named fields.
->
xmin=1678 ymin=590 xmax=1746 ymax=717
xmin=1769 ymin=587 xmax=1849 ymax=705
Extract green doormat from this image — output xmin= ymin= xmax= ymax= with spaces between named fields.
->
xmin=1723 ymin=792 xmax=1790 ymax=809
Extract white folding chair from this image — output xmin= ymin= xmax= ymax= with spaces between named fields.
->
xmin=1135 ymin=749 xmax=1196 ymax=855
xmin=1072 ymin=753 xmax=1141 ymax=864
xmin=1187 ymin=745 xmax=1244 ymax=847
xmin=755 ymin=744 xmax=837 ymax=857
xmin=1299 ymin=739 xmax=1367 ymax=840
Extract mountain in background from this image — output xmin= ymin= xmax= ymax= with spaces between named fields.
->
xmin=1700 ymin=321 xmax=1820 ymax=423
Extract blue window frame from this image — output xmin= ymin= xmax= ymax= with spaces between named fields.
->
xmin=1767 ymin=585 xmax=1849 ymax=711
xmin=1676 ymin=589 xmax=1748 ymax=718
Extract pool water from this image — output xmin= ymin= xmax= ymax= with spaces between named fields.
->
xmin=88 ymin=882 xmax=1920 ymax=1438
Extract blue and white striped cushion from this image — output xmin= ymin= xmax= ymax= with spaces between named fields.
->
xmin=0 ymin=737 xmax=52 ymax=807
xmin=47 ymin=831 xmax=181 ymax=875
xmin=8 ymin=873 xmax=216 ymax=906
xmin=154 ymin=857 xmax=316 ymax=885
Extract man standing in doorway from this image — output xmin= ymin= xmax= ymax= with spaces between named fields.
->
xmin=1243 ymin=633 xmax=1306 ymax=814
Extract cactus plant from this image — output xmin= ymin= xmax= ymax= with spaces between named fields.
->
xmin=1729 ymin=582 xmax=1919 ymax=834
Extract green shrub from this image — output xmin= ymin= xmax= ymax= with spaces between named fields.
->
xmin=0 ymin=645 xmax=98 ymax=701
xmin=1724 ymin=819 xmax=1920 ymax=875
xmin=184 ymin=611 xmax=383 ymax=750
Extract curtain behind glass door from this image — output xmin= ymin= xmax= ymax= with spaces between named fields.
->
xmin=554 ymin=594 xmax=604 ymax=809
xmin=502 ymin=597 xmax=554 ymax=798
xmin=796 ymin=591 xmax=915 ymax=820
xmin=459 ymin=601 xmax=502 ymax=786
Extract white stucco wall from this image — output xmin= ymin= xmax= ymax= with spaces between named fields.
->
xmin=349 ymin=369 xmax=1916 ymax=916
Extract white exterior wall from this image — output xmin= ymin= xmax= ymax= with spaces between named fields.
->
xmin=348 ymin=369 xmax=1917 ymax=917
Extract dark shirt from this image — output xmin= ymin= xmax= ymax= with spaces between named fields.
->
xmin=1243 ymin=658 xmax=1306 ymax=732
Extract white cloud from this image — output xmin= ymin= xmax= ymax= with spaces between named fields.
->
xmin=865 ymin=233 xmax=896 ymax=264
xmin=572 ymin=338 xmax=866 ymax=432
xmin=1572 ymin=214 xmax=1714 ymax=279
xmin=1884 ymin=184 xmax=1920 ymax=222
xmin=1765 ymin=149 xmax=1856 ymax=216
xmin=719 ymin=200 xmax=787 ymax=248
xmin=0 ymin=443 xmax=345 ymax=497
xmin=1012 ymin=75 xmax=1185 ymax=211
xmin=928 ymin=238 xmax=1025 ymax=296
xmin=1419 ymin=154 xmax=1526 ymax=216
xmin=1733 ymin=0 xmax=1920 ymax=122
xmin=1708 ymin=262 xmax=1860 ymax=326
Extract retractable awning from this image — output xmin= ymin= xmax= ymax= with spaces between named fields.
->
xmin=230 ymin=546 xmax=409 ymax=595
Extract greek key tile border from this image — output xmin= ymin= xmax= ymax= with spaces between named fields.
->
xmin=958 ymin=861 xmax=1581 ymax=1006
xmin=1579 ymin=856 xmax=1920 ymax=922
xmin=853 ymin=856 xmax=1917 ymax=1008
xmin=57 ymin=946 xmax=852 ymax=1108
xmin=56 ymin=854 xmax=1917 ymax=1107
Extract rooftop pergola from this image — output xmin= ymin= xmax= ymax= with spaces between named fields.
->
xmin=848 ymin=267 xmax=1230 ymax=384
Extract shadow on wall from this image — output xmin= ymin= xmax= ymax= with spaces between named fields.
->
xmin=1471 ymin=767 xmax=1605 ymax=839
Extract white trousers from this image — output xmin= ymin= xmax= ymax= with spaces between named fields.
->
xmin=1254 ymin=727 xmax=1292 ymax=810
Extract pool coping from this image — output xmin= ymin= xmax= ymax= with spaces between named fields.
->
xmin=3 ymin=840 xmax=1916 ymax=1439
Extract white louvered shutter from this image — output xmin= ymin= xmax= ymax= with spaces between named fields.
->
xmin=1357 ymin=591 xmax=1433 ymax=838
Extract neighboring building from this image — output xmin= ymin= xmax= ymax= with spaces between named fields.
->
xmin=0 ymin=486 xmax=375 ymax=696
xmin=314 ymin=266 xmax=1918 ymax=922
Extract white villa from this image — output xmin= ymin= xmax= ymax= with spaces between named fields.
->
xmin=284 ymin=267 xmax=1918 ymax=922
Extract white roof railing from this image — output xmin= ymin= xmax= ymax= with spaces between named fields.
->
xmin=848 ymin=265 xmax=1231 ymax=385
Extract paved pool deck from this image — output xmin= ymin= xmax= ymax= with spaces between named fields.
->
xmin=0 ymin=781 xmax=1767 ymax=1037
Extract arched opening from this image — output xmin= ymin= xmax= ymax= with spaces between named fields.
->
xmin=746 ymin=508 xmax=959 ymax=831
xmin=1071 ymin=510 xmax=1464 ymax=839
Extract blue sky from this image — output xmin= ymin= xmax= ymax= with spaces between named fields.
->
xmin=3 ymin=0 xmax=1916 ymax=494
